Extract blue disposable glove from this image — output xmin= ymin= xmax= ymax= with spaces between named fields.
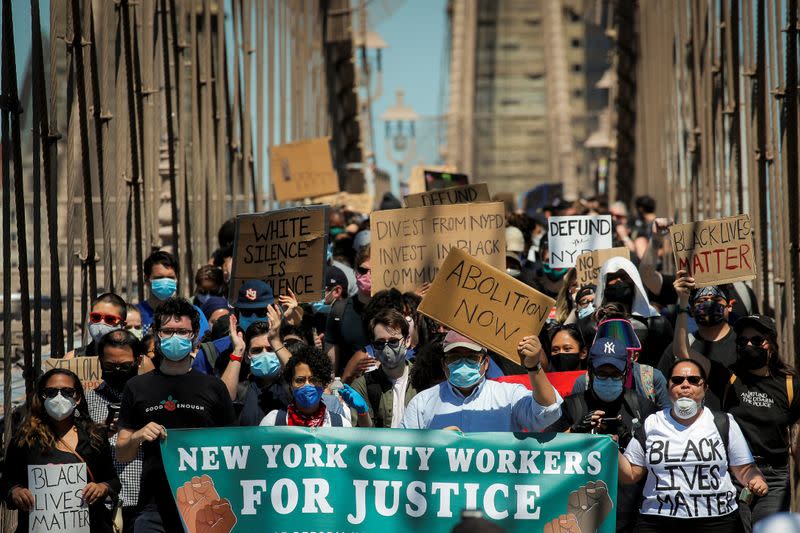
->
xmin=340 ymin=384 xmax=369 ymax=415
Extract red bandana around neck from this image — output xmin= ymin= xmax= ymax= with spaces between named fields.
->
xmin=286 ymin=402 xmax=327 ymax=427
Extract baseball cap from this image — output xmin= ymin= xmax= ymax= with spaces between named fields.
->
xmin=235 ymin=280 xmax=274 ymax=310
xmin=505 ymin=226 xmax=525 ymax=255
xmin=589 ymin=337 xmax=628 ymax=373
xmin=324 ymin=265 xmax=349 ymax=293
xmin=734 ymin=314 xmax=777 ymax=337
xmin=443 ymin=330 xmax=485 ymax=353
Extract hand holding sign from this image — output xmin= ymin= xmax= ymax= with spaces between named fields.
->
xmin=82 ymin=482 xmax=109 ymax=505
xmin=517 ymin=335 xmax=545 ymax=368
xmin=11 ymin=486 xmax=34 ymax=512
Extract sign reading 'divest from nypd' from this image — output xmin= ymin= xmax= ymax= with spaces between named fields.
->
xmin=161 ymin=427 xmax=618 ymax=533
xmin=548 ymin=215 xmax=613 ymax=268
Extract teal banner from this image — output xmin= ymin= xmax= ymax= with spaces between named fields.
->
xmin=160 ymin=427 xmax=618 ymax=533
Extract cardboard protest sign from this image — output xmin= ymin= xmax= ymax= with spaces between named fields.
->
xmin=404 ymin=183 xmax=490 ymax=208
xmin=548 ymin=215 xmax=613 ymax=268
xmin=314 ymin=191 xmax=374 ymax=214
xmin=270 ymin=137 xmax=340 ymax=201
xmin=29 ymin=463 xmax=90 ymax=532
xmin=408 ymin=165 xmax=456 ymax=194
xmin=371 ymin=202 xmax=505 ymax=294
xmin=575 ymin=247 xmax=631 ymax=286
xmin=669 ymin=214 xmax=756 ymax=287
xmin=161 ymin=427 xmax=618 ymax=532
xmin=424 ymin=170 xmax=469 ymax=191
xmin=230 ymin=206 xmax=327 ymax=303
xmin=43 ymin=357 xmax=101 ymax=390
xmin=418 ymin=248 xmax=555 ymax=363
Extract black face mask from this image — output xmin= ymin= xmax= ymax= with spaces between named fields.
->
xmin=693 ymin=300 xmax=726 ymax=326
xmin=550 ymin=353 xmax=583 ymax=372
xmin=737 ymin=345 xmax=769 ymax=370
xmin=604 ymin=282 xmax=633 ymax=304
xmin=102 ymin=368 xmax=138 ymax=392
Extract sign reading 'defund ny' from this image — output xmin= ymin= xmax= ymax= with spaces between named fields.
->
xmin=548 ymin=215 xmax=613 ymax=268
xmin=161 ymin=427 xmax=618 ymax=533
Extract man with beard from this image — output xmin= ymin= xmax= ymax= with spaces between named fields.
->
xmin=86 ymin=329 xmax=146 ymax=531
xmin=351 ymin=309 xmax=418 ymax=428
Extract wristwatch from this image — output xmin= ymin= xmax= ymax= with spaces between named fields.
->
xmin=676 ymin=306 xmax=691 ymax=314
xmin=524 ymin=360 xmax=542 ymax=373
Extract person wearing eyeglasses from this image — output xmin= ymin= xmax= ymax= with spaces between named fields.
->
xmin=260 ymin=344 xmax=365 ymax=427
xmin=618 ymin=359 xmax=767 ymax=532
xmin=66 ymin=292 xmax=128 ymax=359
xmin=672 ymin=271 xmax=798 ymax=531
xmin=401 ymin=330 xmax=562 ymax=432
xmin=549 ymin=336 xmax=658 ymax=531
xmin=1 ymin=368 xmax=120 ymax=532
xmin=115 ymin=297 xmax=236 ymax=532
xmin=85 ymin=329 xmax=144 ymax=532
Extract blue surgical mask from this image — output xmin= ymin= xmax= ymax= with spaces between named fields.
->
xmin=159 ymin=335 xmax=193 ymax=361
xmin=592 ymin=376 xmax=624 ymax=402
xmin=238 ymin=315 xmax=266 ymax=333
xmin=311 ymin=300 xmax=332 ymax=314
xmin=151 ymin=278 xmax=177 ymax=300
xmin=293 ymin=385 xmax=323 ymax=409
xmin=250 ymin=352 xmax=281 ymax=378
xmin=578 ymin=303 xmax=596 ymax=320
xmin=447 ymin=359 xmax=483 ymax=389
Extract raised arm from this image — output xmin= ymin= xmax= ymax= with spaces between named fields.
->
xmin=672 ymin=270 xmax=711 ymax=376
xmin=639 ymin=219 xmax=672 ymax=295
xmin=518 ymin=335 xmax=557 ymax=407
xmin=220 ymin=314 xmax=246 ymax=401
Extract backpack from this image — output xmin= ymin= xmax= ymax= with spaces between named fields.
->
xmin=274 ymin=409 xmax=344 ymax=427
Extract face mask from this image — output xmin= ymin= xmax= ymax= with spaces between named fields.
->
xmin=673 ymin=396 xmax=700 ymax=420
xmin=356 ymin=272 xmax=372 ymax=295
xmin=376 ymin=343 xmax=407 ymax=370
xmin=102 ymin=367 xmax=138 ymax=391
xmin=542 ymin=264 xmax=568 ymax=281
xmin=577 ymin=304 xmax=596 ymax=320
xmin=151 ymin=278 xmax=177 ymax=300
xmin=44 ymin=393 xmax=77 ymax=421
xmin=159 ymin=335 xmax=193 ymax=361
xmin=88 ymin=322 xmax=120 ymax=344
xmin=693 ymin=300 xmax=726 ymax=326
xmin=329 ymin=227 xmax=345 ymax=238
xmin=550 ymin=353 xmax=582 ymax=371
xmin=603 ymin=282 xmax=633 ymax=304
xmin=737 ymin=345 xmax=769 ymax=370
xmin=311 ymin=300 xmax=332 ymax=314
xmin=238 ymin=315 xmax=266 ymax=333
xmin=250 ymin=352 xmax=281 ymax=378
xmin=506 ymin=268 xmax=522 ymax=278
xmin=447 ymin=359 xmax=483 ymax=389
xmin=196 ymin=293 xmax=213 ymax=306
xmin=293 ymin=385 xmax=323 ymax=409
xmin=592 ymin=376 xmax=623 ymax=402
xmin=128 ymin=327 xmax=144 ymax=340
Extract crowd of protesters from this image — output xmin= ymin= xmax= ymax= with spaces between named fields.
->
xmin=0 ymin=192 xmax=797 ymax=533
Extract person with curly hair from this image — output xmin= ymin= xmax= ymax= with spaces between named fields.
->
xmin=260 ymin=344 xmax=368 ymax=427
xmin=1 ymin=368 xmax=121 ymax=532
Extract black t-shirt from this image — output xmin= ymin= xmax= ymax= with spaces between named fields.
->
xmin=325 ymin=295 xmax=368 ymax=375
xmin=708 ymin=361 xmax=800 ymax=465
xmin=118 ymin=369 xmax=236 ymax=528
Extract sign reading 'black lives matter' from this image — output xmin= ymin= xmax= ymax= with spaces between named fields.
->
xmin=230 ymin=206 xmax=327 ymax=303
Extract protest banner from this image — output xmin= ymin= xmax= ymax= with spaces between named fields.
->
xmin=404 ymin=183 xmax=490 ymax=208
xmin=548 ymin=215 xmax=613 ymax=268
xmin=43 ymin=357 xmax=101 ymax=390
xmin=418 ymin=248 xmax=555 ymax=363
xmin=28 ymin=463 xmax=89 ymax=532
xmin=669 ymin=214 xmax=756 ymax=287
xmin=161 ymin=426 xmax=618 ymax=533
xmin=270 ymin=137 xmax=339 ymax=201
xmin=371 ymin=202 xmax=505 ymax=294
xmin=424 ymin=170 xmax=469 ymax=191
xmin=230 ymin=206 xmax=327 ymax=303
xmin=575 ymin=247 xmax=630 ymax=286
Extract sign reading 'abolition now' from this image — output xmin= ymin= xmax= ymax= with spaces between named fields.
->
xmin=370 ymin=202 xmax=505 ymax=294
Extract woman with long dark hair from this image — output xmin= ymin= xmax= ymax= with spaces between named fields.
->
xmin=1 ymin=368 xmax=120 ymax=532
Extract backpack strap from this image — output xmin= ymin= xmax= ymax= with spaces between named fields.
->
xmin=331 ymin=299 xmax=347 ymax=323
xmin=712 ymin=411 xmax=730 ymax=464
xmin=201 ymin=341 xmax=219 ymax=369
xmin=329 ymin=412 xmax=344 ymax=427
xmin=722 ymin=373 xmax=737 ymax=409
xmin=365 ymin=372 xmax=392 ymax=427
xmin=275 ymin=410 xmax=288 ymax=426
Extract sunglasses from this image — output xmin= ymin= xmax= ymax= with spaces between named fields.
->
xmin=372 ymin=338 xmax=404 ymax=351
xmin=239 ymin=309 xmax=267 ymax=318
xmin=669 ymin=375 xmax=704 ymax=386
xmin=357 ymin=266 xmax=371 ymax=276
xmin=42 ymin=387 xmax=78 ymax=399
xmin=89 ymin=312 xmax=123 ymax=326
xmin=736 ymin=335 xmax=767 ymax=348
xmin=101 ymin=362 xmax=137 ymax=373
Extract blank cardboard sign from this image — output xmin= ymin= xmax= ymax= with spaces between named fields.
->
xmin=418 ymin=248 xmax=555 ymax=364
xmin=270 ymin=137 xmax=340 ymax=201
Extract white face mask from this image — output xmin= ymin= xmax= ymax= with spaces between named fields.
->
xmin=128 ymin=327 xmax=144 ymax=340
xmin=673 ymin=396 xmax=700 ymax=420
xmin=44 ymin=393 xmax=77 ymax=421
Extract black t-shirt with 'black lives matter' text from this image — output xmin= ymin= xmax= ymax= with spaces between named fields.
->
xmin=118 ymin=369 xmax=236 ymax=528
